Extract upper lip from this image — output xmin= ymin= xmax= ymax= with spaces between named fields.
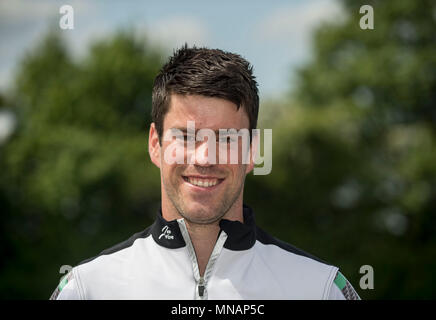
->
xmin=183 ymin=175 xmax=223 ymax=180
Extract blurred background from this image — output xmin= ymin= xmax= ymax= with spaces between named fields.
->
xmin=1 ymin=0 xmax=435 ymax=299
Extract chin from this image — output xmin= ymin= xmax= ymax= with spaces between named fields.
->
xmin=182 ymin=203 xmax=222 ymax=224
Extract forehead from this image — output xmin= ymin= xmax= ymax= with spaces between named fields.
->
xmin=163 ymin=94 xmax=249 ymax=130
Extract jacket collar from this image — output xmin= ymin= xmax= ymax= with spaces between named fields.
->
xmin=151 ymin=204 xmax=257 ymax=251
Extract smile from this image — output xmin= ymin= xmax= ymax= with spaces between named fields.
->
xmin=182 ymin=176 xmax=224 ymax=188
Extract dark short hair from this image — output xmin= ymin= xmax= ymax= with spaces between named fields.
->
xmin=152 ymin=44 xmax=259 ymax=142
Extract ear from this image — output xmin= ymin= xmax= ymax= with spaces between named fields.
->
xmin=148 ymin=123 xmax=161 ymax=168
xmin=245 ymin=132 xmax=258 ymax=175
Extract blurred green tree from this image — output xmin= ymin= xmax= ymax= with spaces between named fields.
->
xmin=248 ymin=0 xmax=436 ymax=299
xmin=1 ymin=0 xmax=436 ymax=299
xmin=0 ymin=31 xmax=163 ymax=298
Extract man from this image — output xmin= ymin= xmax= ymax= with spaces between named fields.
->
xmin=50 ymin=45 xmax=360 ymax=300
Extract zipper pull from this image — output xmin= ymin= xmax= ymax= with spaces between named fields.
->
xmin=198 ymin=277 xmax=205 ymax=297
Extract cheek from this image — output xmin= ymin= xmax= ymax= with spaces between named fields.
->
xmin=161 ymin=160 xmax=182 ymax=182
xmin=218 ymin=140 xmax=250 ymax=165
xmin=226 ymin=164 xmax=246 ymax=183
xmin=162 ymin=141 xmax=186 ymax=165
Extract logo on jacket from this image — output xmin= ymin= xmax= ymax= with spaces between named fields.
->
xmin=159 ymin=226 xmax=174 ymax=240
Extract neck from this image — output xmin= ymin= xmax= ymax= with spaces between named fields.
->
xmin=162 ymin=198 xmax=244 ymax=277
xmin=185 ymin=221 xmax=221 ymax=276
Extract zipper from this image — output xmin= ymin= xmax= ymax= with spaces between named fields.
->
xmin=198 ymin=277 xmax=205 ymax=297
xmin=177 ymin=218 xmax=228 ymax=300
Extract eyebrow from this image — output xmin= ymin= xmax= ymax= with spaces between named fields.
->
xmin=169 ymin=127 xmax=234 ymax=136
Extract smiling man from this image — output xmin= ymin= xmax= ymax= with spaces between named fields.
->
xmin=50 ymin=45 xmax=360 ymax=300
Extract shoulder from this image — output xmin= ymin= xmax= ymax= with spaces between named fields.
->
xmin=50 ymin=270 xmax=80 ymax=300
xmin=253 ymin=227 xmax=345 ymax=299
xmin=253 ymin=227 xmax=361 ymax=299
xmin=79 ymin=227 xmax=153 ymax=266
xmin=255 ymin=226 xmax=330 ymax=264
xmin=77 ymin=226 xmax=154 ymax=275
xmin=66 ymin=227 xmax=153 ymax=299
xmin=329 ymin=271 xmax=361 ymax=300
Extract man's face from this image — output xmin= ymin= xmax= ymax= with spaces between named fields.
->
xmin=151 ymin=94 xmax=253 ymax=224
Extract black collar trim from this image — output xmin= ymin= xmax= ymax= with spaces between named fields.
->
xmin=220 ymin=204 xmax=257 ymax=250
xmin=151 ymin=212 xmax=186 ymax=249
xmin=151 ymin=204 xmax=257 ymax=251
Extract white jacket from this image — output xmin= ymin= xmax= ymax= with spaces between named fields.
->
xmin=50 ymin=205 xmax=360 ymax=300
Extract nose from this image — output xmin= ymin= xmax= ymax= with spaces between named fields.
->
xmin=193 ymin=140 xmax=215 ymax=166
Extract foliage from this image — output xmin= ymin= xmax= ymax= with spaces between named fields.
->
xmin=0 ymin=31 xmax=162 ymax=298
xmin=1 ymin=0 xmax=436 ymax=299
xmin=248 ymin=0 xmax=436 ymax=299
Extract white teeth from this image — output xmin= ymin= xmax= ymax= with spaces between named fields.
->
xmin=187 ymin=177 xmax=218 ymax=188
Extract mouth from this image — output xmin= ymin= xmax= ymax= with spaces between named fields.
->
xmin=182 ymin=176 xmax=225 ymax=189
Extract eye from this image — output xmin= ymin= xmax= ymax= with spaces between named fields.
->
xmin=218 ymin=135 xmax=238 ymax=144
xmin=176 ymin=134 xmax=195 ymax=142
xmin=229 ymin=135 xmax=238 ymax=142
xmin=218 ymin=136 xmax=229 ymax=143
xmin=186 ymin=134 xmax=196 ymax=142
xmin=175 ymin=134 xmax=185 ymax=141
